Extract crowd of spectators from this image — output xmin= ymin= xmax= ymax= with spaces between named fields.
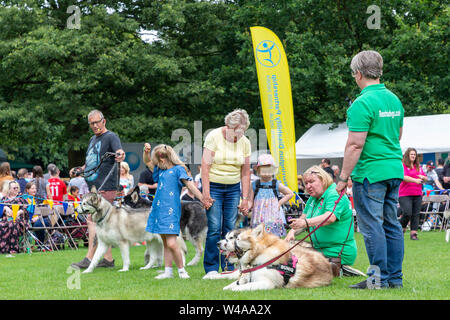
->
xmin=0 ymin=159 xmax=141 ymax=255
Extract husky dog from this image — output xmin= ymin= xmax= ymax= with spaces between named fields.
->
xmin=223 ymin=224 xmax=333 ymax=291
xmin=76 ymin=187 xmax=186 ymax=273
xmin=203 ymin=228 xmax=249 ymax=280
xmin=123 ymin=186 xmax=208 ymax=266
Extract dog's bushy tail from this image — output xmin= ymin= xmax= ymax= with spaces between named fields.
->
xmin=177 ymin=232 xmax=188 ymax=255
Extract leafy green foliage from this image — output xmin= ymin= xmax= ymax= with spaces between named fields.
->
xmin=0 ymin=0 xmax=447 ymax=171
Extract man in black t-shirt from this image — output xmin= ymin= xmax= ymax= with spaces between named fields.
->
xmin=71 ymin=110 xmax=125 ymax=270
xmin=320 ymin=158 xmax=335 ymax=180
xmin=138 ymin=167 xmax=157 ymax=196
xmin=441 ymin=159 xmax=450 ymax=190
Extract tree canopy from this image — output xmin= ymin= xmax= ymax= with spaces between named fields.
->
xmin=0 ymin=0 xmax=448 ymax=171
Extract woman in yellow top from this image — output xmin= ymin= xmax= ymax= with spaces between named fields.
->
xmin=201 ymin=109 xmax=251 ymax=279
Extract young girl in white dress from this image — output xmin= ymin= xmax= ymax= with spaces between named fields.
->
xmin=248 ymin=154 xmax=294 ymax=238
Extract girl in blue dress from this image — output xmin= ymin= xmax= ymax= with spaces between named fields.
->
xmin=143 ymin=143 xmax=211 ymax=279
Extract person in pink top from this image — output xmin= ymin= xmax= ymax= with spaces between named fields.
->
xmin=399 ymin=148 xmax=427 ymax=240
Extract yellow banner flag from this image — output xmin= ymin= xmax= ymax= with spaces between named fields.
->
xmin=250 ymin=26 xmax=298 ymax=195
xmin=12 ymin=204 xmax=20 ymax=223
xmin=73 ymin=202 xmax=79 ymax=219
xmin=43 ymin=199 xmax=54 ymax=209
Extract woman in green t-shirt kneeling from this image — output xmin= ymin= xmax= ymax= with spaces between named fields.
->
xmin=285 ymin=166 xmax=358 ymax=274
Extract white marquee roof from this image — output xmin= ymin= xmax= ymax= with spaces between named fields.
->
xmin=295 ymin=114 xmax=450 ymax=159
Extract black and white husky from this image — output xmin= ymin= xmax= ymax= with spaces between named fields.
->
xmin=123 ymin=186 xmax=208 ymax=266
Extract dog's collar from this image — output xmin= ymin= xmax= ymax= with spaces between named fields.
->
xmin=97 ymin=206 xmax=112 ymax=226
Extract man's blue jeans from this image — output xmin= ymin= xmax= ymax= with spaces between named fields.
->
xmin=352 ymin=178 xmax=404 ymax=287
xmin=203 ymin=182 xmax=240 ymax=273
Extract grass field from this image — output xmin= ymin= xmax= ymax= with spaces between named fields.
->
xmin=0 ymin=231 xmax=448 ymax=300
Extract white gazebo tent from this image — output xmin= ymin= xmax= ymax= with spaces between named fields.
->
xmin=295 ymin=114 xmax=450 ymax=173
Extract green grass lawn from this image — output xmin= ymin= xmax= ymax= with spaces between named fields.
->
xmin=0 ymin=231 xmax=448 ymax=300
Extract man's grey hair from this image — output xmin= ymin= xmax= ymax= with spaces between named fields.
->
xmin=224 ymin=109 xmax=250 ymax=131
xmin=87 ymin=109 xmax=105 ymax=122
xmin=17 ymin=168 xmax=28 ymax=178
xmin=350 ymin=50 xmax=383 ymax=79
xmin=47 ymin=163 xmax=56 ymax=172
xmin=49 ymin=164 xmax=58 ymax=176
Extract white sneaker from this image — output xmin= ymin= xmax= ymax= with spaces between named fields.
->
xmin=202 ymin=271 xmax=219 ymax=279
xmin=178 ymin=271 xmax=190 ymax=279
xmin=155 ymin=272 xmax=173 ymax=279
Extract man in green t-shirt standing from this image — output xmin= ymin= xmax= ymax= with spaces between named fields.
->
xmin=336 ymin=50 xmax=405 ymax=289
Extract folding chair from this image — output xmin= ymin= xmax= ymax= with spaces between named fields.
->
xmin=54 ymin=204 xmax=90 ymax=249
xmin=420 ymin=195 xmax=449 ymax=231
xmin=27 ymin=206 xmax=58 ymax=251
xmin=64 ymin=208 xmax=89 ymax=248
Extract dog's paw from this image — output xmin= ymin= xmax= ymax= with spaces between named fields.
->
xmin=140 ymin=263 xmax=160 ymax=270
xmin=223 ymin=282 xmax=237 ymax=290
xmin=187 ymin=259 xmax=199 ymax=266
xmin=118 ymin=268 xmax=129 ymax=272
xmin=82 ymin=269 xmax=93 ymax=274
xmin=232 ymin=285 xmax=248 ymax=292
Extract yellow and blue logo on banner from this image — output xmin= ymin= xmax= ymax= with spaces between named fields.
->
xmin=251 ymin=26 xmax=298 ymax=196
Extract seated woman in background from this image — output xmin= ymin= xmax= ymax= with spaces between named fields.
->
xmin=119 ymin=162 xmax=134 ymax=195
xmin=0 ymin=181 xmax=29 ymax=254
xmin=23 ymin=182 xmax=50 ymax=246
xmin=285 ymin=166 xmax=358 ymax=276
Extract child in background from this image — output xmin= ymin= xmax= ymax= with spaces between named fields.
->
xmin=248 ymin=154 xmax=294 ymax=238
xmin=143 ymin=143 xmax=212 ymax=279
xmin=67 ymin=186 xmax=80 ymax=202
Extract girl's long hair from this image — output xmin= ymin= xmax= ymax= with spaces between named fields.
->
xmin=402 ymin=148 xmax=420 ymax=171
xmin=151 ymin=144 xmax=188 ymax=173
xmin=120 ymin=162 xmax=133 ymax=180
xmin=0 ymin=162 xmax=11 ymax=177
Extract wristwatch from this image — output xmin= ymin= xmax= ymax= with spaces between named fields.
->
xmin=337 ymin=175 xmax=348 ymax=183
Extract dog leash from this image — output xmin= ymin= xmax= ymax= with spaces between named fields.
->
xmin=240 ymin=190 xmax=346 ymax=275
xmin=77 ymin=152 xmax=117 ymax=179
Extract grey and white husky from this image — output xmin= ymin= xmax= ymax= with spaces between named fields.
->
xmin=76 ymin=187 xmax=186 ymax=273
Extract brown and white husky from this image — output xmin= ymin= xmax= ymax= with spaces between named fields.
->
xmin=223 ymin=224 xmax=333 ymax=291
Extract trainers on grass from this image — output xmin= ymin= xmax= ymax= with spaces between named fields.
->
xmin=155 ymin=272 xmax=173 ymax=279
xmin=202 ymin=271 xmax=219 ymax=279
xmin=178 ymin=271 xmax=190 ymax=279
xmin=70 ymin=257 xmax=91 ymax=269
xmin=97 ymin=258 xmax=115 ymax=268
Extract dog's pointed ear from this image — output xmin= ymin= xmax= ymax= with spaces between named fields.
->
xmin=132 ymin=185 xmax=140 ymax=194
xmin=94 ymin=193 xmax=101 ymax=205
xmin=131 ymin=187 xmax=139 ymax=203
xmin=90 ymin=185 xmax=97 ymax=193
xmin=252 ymin=223 xmax=265 ymax=238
